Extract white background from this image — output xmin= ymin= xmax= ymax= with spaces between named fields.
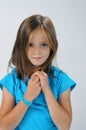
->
xmin=0 ymin=0 xmax=86 ymax=129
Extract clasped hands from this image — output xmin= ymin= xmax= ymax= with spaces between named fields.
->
xmin=24 ymin=71 xmax=50 ymax=101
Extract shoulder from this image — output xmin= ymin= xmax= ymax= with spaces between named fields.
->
xmin=10 ymin=68 xmax=18 ymax=79
xmin=51 ymin=66 xmax=76 ymax=93
xmin=51 ymin=66 xmax=73 ymax=80
xmin=0 ymin=68 xmax=18 ymax=96
xmin=2 ymin=68 xmax=18 ymax=83
xmin=51 ymin=66 xmax=64 ymax=77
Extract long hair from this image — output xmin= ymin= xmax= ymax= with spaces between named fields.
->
xmin=8 ymin=14 xmax=58 ymax=80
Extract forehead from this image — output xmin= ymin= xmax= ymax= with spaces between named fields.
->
xmin=29 ymin=27 xmax=49 ymax=43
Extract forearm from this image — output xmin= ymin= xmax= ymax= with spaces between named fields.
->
xmin=0 ymin=101 xmax=28 ymax=130
xmin=43 ymin=88 xmax=72 ymax=130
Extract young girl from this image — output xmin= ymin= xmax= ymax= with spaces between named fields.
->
xmin=0 ymin=14 xmax=76 ymax=130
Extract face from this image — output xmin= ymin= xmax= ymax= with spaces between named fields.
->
xmin=26 ymin=28 xmax=51 ymax=67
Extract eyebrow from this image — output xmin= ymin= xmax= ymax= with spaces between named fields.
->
xmin=29 ymin=40 xmax=49 ymax=44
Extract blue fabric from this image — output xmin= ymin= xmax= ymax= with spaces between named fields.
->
xmin=0 ymin=66 xmax=76 ymax=130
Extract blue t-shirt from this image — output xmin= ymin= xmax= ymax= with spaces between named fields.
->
xmin=0 ymin=66 xmax=76 ymax=130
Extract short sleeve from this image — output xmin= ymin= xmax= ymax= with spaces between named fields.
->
xmin=58 ymin=72 xmax=76 ymax=95
xmin=0 ymin=72 xmax=15 ymax=96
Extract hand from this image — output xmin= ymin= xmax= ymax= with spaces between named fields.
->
xmin=32 ymin=71 xmax=50 ymax=94
xmin=24 ymin=75 xmax=41 ymax=101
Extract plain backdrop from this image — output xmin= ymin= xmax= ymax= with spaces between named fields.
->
xmin=0 ymin=0 xmax=86 ymax=129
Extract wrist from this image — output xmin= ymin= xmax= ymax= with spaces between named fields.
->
xmin=24 ymin=93 xmax=34 ymax=102
xmin=21 ymin=96 xmax=33 ymax=107
xmin=42 ymin=86 xmax=50 ymax=95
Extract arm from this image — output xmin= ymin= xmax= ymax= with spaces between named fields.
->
xmin=43 ymin=87 xmax=72 ymax=130
xmin=33 ymin=71 xmax=72 ymax=130
xmin=0 ymin=76 xmax=41 ymax=130
xmin=0 ymin=87 xmax=28 ymax=130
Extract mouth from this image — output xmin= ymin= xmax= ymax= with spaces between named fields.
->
xmin=33 ymin=57 xmax=41 ymax=60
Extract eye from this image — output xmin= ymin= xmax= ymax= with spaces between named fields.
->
xmin=41 ymin=43 xmax=48 ymax=47
xmin=28 ymin=43 xmax=33 ymax=47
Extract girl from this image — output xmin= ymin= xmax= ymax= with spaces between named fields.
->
xmin=0 ymin=14 xmax=76 ymax=130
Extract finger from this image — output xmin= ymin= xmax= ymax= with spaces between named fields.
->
xmin=31 ymin=75 xmax=40 ymax=83
xmin=36 ymin=81 xmax=41 ymax=87
xmin=32 ymin=71 xmax=43 ymax=79
xmin=31 ymin=74 xmax=38 ymax=79
xmin=33 ymin=71 xmax=47 ymax=80
xmin=31 ymin=75 xmax=36 ymax=79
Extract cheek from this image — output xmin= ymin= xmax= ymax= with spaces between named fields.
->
xmin=26 ymin=49 xmax=30 ymax=59
xmin=27 ymin=49 xmax=32 ymax=56
xmin=47 ymin=49 xmax=51 ymax=56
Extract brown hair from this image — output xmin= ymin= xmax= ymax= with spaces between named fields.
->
xmin=8 ymin=14 xmax=58 ymax=80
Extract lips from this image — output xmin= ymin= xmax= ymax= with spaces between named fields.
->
xmin=33 ymin=57 xmax=41 ymax=60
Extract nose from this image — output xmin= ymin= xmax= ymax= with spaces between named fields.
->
xmin=34 ymin=46 xmax=40 ymax=54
